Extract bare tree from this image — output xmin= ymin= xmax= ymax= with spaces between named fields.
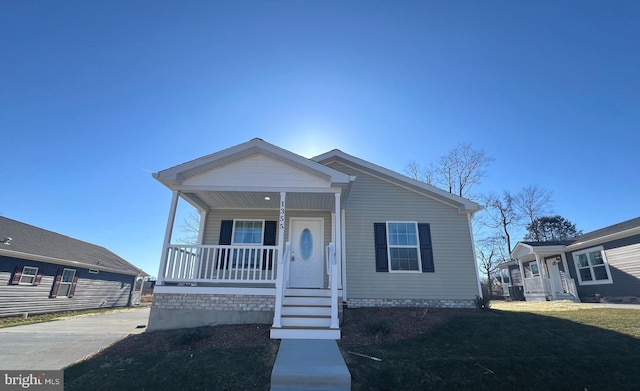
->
xmin=178 ymin=211 xmax=201 ymax=244
xmin=483 ymin=191 xmax=519 ymax=253
xmin=404 ymin=160 xmax=436 ymax=184
xmin=513 ymin=185 xmax=554 ymax=226
xmin=435 ymin=143 xmax=493 ymax=197
xmin=476 ymin=235 xmax=508 ymax=297
xmin=408 ymin=142 xmax=493 ymax=198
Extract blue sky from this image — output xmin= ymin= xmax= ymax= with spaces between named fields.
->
xmin=2 ymin=1 xmax=639 ymax=277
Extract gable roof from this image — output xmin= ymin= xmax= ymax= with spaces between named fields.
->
xmin=0 ymin=217 xmax=147 ymax=276
xmin=511 ymin=216 xmax=640 ymax=258
xmin=313 ymin=149 xmax=482 ymax=213
xmin=154 ymin=138 xmax=352 ymax=189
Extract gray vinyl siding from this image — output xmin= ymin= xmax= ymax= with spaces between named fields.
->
xmin=0 ymin=256 xmax=135 ymax=317
xmin=566 ymin=234 xmax=640 ymax=298
xmin=327 ymin=161 xmax=479 ymax=301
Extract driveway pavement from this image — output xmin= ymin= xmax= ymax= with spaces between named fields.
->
xmin=0 ymin=306 xmax=150 ymax=370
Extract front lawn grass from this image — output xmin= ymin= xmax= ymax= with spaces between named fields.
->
xmin=64 ymin=305 xmax=640 ymax=390
xmin=344 ymin=307 xmax=640 ymax=391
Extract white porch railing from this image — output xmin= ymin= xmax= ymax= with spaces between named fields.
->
xmin=561 ymin=273 xmax=578 ymax=297
xmin=523 ymin=276 xmax=551 ymax=294
xmin=163 ymin=244 xmax=279 ymax=283
xmin=272 ymin=242 xmax=291 ymax=328
xmin=326 ymin=242 xmax=338 ymax=329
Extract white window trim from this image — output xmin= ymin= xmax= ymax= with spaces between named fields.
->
xmin=386 ymin=221 xmax=422 ymax=273
xmin=19 ymin=266 xmax=38 ymax=285
xmin=232 ymin=219 xmax=265 ymax=246
xmin=527 ymin=261 xmax=540 ymax=277
xmin=59 ymin=268 xmax=76 ymax=296
xmin=572 ymin=245 xmax=613 ymax=285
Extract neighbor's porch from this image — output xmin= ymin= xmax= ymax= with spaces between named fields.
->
xmin=506 ymin=244 xmax=579 ymax=302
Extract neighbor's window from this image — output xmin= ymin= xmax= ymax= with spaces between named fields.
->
xmin=387 ymin=222 xmax=421 ymax=272
xmin=232 ymin=220 xmax=264 ymax=245
xmin=572 ymin=246 xmax=613 ymax=285
xmin=528 ymin=262 xmax=540 ymax=277
xmin=19 ymin=266 xmax=39 ymax=285
xmin=58 ymin=269 xmax=76 ymax=297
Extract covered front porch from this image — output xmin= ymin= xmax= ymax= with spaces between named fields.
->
xmin=148 ymin=139 xmax=354 ymax=338
xmin=503 ymin=243 xmax=579 ymax=302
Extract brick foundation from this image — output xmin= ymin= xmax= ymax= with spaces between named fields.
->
xmin=346 ymin=298 xmax=475 ymax=309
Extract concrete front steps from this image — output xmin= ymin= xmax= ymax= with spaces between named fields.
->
xmin=270 ymin=339 xmax=351 ymax=391
xmin=270 ymin=288 xmax=340 ymax=340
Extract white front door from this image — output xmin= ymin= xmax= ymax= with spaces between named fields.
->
xmin=289 ymin=218 xmax=324 ymax=288
xmin=546 ymin=258 xmax=563 ymax=294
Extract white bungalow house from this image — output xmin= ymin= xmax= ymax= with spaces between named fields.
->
xmin=148 ymin=138 xmax=482 ymax=339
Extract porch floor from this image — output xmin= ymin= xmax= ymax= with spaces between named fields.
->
xmin=270 ymin=339 xmax=351 ymax=391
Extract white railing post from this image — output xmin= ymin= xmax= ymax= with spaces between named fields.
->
xmin=328 ymin=242 xmax=339 ymax=329
xmin=273 ymin=242 xmax=290 ymax=328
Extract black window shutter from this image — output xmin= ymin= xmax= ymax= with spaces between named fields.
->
xmin=418 ymin=223 xmax=435 ymax=272
xmin=68 ymin=274 xmax=79 ymax=298
xmin=374 ymin=223 xmax=389 ymax=272
xmin=34 ymin=269 xmax=43 ymax=286
xmin=263 ymin=221 xmax=277 ymax=245
xmin=10 ymin=266 xmax=23 ymax=285
xmin=262 ymin=221 xmax=277 ymax=270
xmin=50 ymin=268 xmax=63 ymax=298
xmin=219 ymin=220 xmax=233 ymax=245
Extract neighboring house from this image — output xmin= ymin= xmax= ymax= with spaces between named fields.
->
xmin=499 ymin=217 xmax=640 ymax=303
xmin=149 ymin=138 xmax=482 ymax=339
xmin=0 ymin=217 xmax=148 ymax=317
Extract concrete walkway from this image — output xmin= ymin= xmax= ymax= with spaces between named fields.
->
xmin=0 ymin=306 xmax=150 ymax=370
xmin=271 ymin=339 xmax=351 ymax=391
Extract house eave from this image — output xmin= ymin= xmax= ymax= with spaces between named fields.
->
xmin=312 ymin=150 xmax=481 ymax=214
xmin=0 ymin=248 xmax=147 ymax=277
xmin=565 ymin=226 xmax=640 ymax=251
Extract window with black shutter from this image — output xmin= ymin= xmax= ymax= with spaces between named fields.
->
xmin=374 ymin=222 xmax=435 ymax=273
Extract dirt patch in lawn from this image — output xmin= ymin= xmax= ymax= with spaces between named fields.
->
xmin=339 ymin=307 xmax=474 ymax=346
xmin=90 ymin=306 xmax=474 ymax=361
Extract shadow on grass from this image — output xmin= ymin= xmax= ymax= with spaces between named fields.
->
xmin=64 ymin=325 xmax=278 ymax=391
xmin=343 ymin=309 xmax=640 ymax=391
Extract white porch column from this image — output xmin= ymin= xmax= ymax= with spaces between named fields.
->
xmin=518 ymin=258 xmax=526 ymax=293
xmin=278 ymin=192 xmax=286 ymax=261
xmin=197 ymin=209 xmax=208 ymax=245
xmin=157 ymin=190 xmax=180 ymax=286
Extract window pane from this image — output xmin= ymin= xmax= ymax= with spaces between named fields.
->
xmin=58 ymin=283 xmax=71 ymax=297
xmin=530 ymin=263 xmax=539 ymax=276
xmin=62 ymin=270 xmax=75 ymax=283
xmin=589 ymin=251 xmax=604 ymax=266
xmin=593 ymin=266 xmax=609 ymax=280
xmin=389 ymin=248 xmax=419 ymax=271
xmin=575 ymin=254 xmax=589 ymax=268
xmin=233 ymin=221 xmax=263 ymax=244
xmin=388 ymin=223 xmax=417 ymax=246
xmin=579 ymin=268 xmax=593 ymax=281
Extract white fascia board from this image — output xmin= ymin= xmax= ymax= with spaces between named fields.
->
xmin=0 ymin=249 xmax=146 ymax=276
xmin=313 ymin=150 xmax=481 ymax=213
xmin=565 ymin=227 xmax=640 ymax=251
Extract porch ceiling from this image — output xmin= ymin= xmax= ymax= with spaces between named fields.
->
xmin=182 ymin=191 xmax=340 ymax=211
